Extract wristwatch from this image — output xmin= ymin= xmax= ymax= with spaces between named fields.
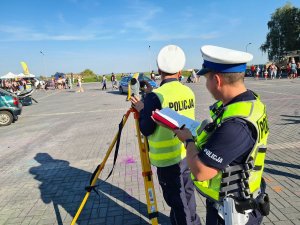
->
xmin=185 ymin=138 xmax=195 ymax=148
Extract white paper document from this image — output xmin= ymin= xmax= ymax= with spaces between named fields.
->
xmin=157 ymin=108 xmax=201 ymax=136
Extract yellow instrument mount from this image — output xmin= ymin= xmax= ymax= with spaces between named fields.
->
xmin=71 ymin=108 xmax=159 ymax=225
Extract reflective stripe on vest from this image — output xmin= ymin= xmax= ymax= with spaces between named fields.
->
xmin=148 ymin=81 xmax=195 ymax=167
xmin=193 ymin=96 xmax=269 ymax=202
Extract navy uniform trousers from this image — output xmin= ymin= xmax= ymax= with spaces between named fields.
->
xmin=157 ymin=158 xmax=201 ymax=225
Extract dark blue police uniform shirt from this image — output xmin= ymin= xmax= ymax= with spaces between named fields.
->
xmin=198 ymin=90 xmax=257 ymax=170
xmin=139 ymin=78 xmax=178 ymax=136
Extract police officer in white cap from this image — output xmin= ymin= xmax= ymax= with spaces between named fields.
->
xmin=173 ymin=45 xmax=270 ymax=225
xmin=131 ymin=45 xmax=201 ymax=225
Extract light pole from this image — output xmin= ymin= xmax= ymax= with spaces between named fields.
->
xmin=245 ymin=42 xmax=252 ymax=52
xmin=40 ymin=50 xmax=46 ymax=77
xmin=148 ymin=45 xmax=151 ymax=73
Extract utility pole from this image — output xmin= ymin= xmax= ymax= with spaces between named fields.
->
xmin=148 ymin=45 xmax=151 ymax=73
xmin=245 ymin=42 xmax=252 ymax=52
xmin=40 ymin=50 xmax=46 ymax=77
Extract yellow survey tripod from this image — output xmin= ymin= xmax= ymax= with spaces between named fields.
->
xmin=71 ymin=107 xmax=159 ymax=225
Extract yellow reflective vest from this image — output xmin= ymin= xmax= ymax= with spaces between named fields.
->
xmin=148 ymin=81 xmax=195 ymax=167
xmin=193 ymin=94 xmax=269 ymax=202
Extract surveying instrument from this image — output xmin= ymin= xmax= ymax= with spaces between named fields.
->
xmin=71 ymin=75 xmax=159 ymax=225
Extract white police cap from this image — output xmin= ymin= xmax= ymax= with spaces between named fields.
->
xmin=198 ymin=45 xmax=253 ymax=75
xmin=157 ymin=45 xmax=186 ymax=74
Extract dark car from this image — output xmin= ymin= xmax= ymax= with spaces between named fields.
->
xmin=0 ymin=88 xmax=22 ymax=126
xmin=245 ymin=69 xmax=253 ymax=77
xmin=119 ymin=73 xmax=158 ymax=94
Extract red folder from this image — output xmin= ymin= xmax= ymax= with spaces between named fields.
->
xmin=152 ymin=111 xmax=179 ymax=130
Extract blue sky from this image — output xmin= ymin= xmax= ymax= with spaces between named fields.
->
xmin=0 ymin=0 xmax=299 ymax=76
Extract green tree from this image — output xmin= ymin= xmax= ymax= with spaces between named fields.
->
xmin=80 ymin=69 xmax=96 ymax=77
xmin=39 ymin=75 xmax=47 ymax=80
xmin=260 ymin=3 xmax=300 ymax=61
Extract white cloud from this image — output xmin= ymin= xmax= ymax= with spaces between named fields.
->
xmin=0 ymin=1 xmax=239 ymax=43
xmin=0 ymin=21 xmax=114 ymax=42
xmin=116 ymin=2 xmax=225 ymax=41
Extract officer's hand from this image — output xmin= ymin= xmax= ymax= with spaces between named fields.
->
xmin=130 ymin=96 xmax=144 ymax=112
xmin=173 ymin=128 xmax=193 ymax=143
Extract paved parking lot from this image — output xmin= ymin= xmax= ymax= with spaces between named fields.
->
xmin=0 ymin=78 xmax=299 ymax=225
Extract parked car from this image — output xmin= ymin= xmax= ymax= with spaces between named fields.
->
xmin=245 ymin=69 xmax=253 ymax=77
xmin=16 ymin=89 xmax=38 ymax=106
xmin=119 ymin=73 xmax=158 ymax=94
xmin=0 ymin=88 xmax=22 ymax=126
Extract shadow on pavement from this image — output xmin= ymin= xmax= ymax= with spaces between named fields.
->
xmin=87 ymin=89 xmax=123 ymax=95
xmin=265 ymin=160 xmax=300 ymax=180
xmin=106 ymin=90 xmax=125 ymax=95
xmin=265 ymin=160 xmax=300 ymax=169
xmin=280 ymin=114 xmax=300 ymax=125
xmin=264 ymin=168 xmax=300 ymax=180
xmin=30 ymin=153 xmax=170 ymax=225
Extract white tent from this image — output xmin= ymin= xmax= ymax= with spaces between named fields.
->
xmin=17 ymin=73 xmax=35 ymax=78
xmin=0 ymin=72 xmax=17 ymax=79
xmin=1 ymin=72 xmax=36 ymax=79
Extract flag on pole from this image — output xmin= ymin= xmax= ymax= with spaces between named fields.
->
xmin=20 ymin=61 xmax=30 ymax=75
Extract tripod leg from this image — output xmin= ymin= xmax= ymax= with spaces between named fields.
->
xmin=134 ymin=116 xmax=159 ymax=225
xmin=31 ymin=97 xmax=38 ymax=103
xmin=71 ymin=109 xmax=132 ymax=225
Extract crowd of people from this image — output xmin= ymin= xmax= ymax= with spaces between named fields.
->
xmin=101 ymin=73 xmax=119 ymax=90
xmin=287 ymin=58 xmax=300 ymax=79
xmin=0 ymin=76 xmax=76 ymax=93
xmin=0 ymin=78 xmax=37 ymax=93
xmin=43 ymin=76 xmax=76 ymax=90
xmin=250 ymin=57 xmax=300 ymax=80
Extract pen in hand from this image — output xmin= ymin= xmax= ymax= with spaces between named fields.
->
xmin=174 ymin=124 xmax=186 ymax=137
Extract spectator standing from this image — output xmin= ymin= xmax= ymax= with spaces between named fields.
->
xmin=192 ymin=69 xmax=197 ymax=83
xmin=68 ymin=77 xmax=72 ymax=89
xmin=251 ymin=64 xmax=255 ymax=77
xmin=297 ymin=61 xmax=300 ymax=78
xmin=150 ymin=70 xmax=156 ymax=81
xmin=278 ymin=66 xmax=283 ymax=79
xmin=264 ymin=69 xmax=268 ymax=80
xmin=290 ymin=58 xmax=297 ymax=79
xmin=57 ymin=76 xmax=63 ymax=89
xmin=101 ymin=75 xmax=107 ymax=90
xmin=77 ymin=76 xmax=84 ymax=93
xmin=111 ymin=73 xmax=116 ymax=89
xmin=71 ymin=73 xmax=74 ymax=84
xmin=256 ymin=65 xmax=261 ymax=80
xmin=113 ymin=76 xmax=118 ymax=89
xmin=270 ymin=63 xmax=277 ymax=79
xmin=26 ymin=79 xmax=32 ymax=90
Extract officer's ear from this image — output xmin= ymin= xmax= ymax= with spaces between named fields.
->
xmin=178 ymin=70 xmax=182 ymax=77
xmin=213 ymin=73 xmax=222 ymax=88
